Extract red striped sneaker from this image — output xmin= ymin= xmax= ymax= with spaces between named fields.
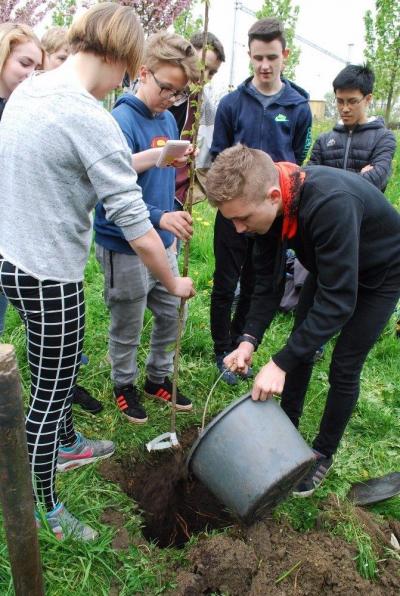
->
xmin=113 ymin=384 xmax=148 ymax=424
xmin=144 ymin=377 xmax=193 ymax=411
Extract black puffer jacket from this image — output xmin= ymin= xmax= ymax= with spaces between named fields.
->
xmin=308 ymin=116 xmax=396 ymax=190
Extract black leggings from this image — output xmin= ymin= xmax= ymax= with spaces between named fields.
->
xmin=210 ymin=211 xmax=255 ymax=354
xmin=0 ymin=257 xmax=82 ymax=510
xmin=281 ymin=270 xmax=400 ymax=457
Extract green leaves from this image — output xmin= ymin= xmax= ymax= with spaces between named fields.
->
xmin=364 ymin=0 xmax=400 ymax=122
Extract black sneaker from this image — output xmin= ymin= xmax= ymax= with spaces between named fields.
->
xmin=114 ymin=384 xmax=148 ymax=424
xmin=72 ymin=385 xmax=103 ymax=414
xmin=144 ymin=377 xmax=193 ymax=411
xmin=293 ymin=452 xmax=333 ymax=497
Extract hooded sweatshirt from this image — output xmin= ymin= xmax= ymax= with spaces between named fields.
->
xmin=211 ymin=76 xmax=312 ymax=165
xmin=94 ymin=93 xmax=179 ymax=254
xmin=308 ymin=116 xmax=396 ymax=190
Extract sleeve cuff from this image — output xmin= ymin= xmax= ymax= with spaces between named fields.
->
xmin=149 ymin=208 xmax=165 ymax=228
xmin=271 ymin=348 xmax=301 ymax=374
xmin=121 ymin=219 xmax=153 ymax=243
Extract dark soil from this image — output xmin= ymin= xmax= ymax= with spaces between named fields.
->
xmin=98 ymin=428 xmax=400 ymax=595
xmin=170 ymin=523 xmax=399 ymax=596
xmin=99 ymin=427 xmax=232 ymax=548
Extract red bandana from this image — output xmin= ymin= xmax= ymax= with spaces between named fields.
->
xmin=275 ymin=162 xmax=305 ymax=240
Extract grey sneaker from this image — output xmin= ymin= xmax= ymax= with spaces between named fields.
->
xmin=36 ymin=503 xmax=98 ymax=541
xmin=57 ymin=432 xmax=115 ymax=472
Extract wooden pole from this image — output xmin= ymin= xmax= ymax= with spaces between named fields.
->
xmin=0 ymin=344 xmax=44 ymax=596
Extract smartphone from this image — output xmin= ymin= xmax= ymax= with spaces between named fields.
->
xmin=156 ymin=140 xmax=190 ymax=168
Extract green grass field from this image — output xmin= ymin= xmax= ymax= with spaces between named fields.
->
xmin=0 ymin=128 xmax=399 ymax=594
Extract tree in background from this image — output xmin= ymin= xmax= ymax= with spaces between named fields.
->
xmin=364 ymin=0 xmax=400 ymax=123
xmin=255 ymin=0 xmax=300 ymax=80
xmin=323 ymin=91 xmax=337 ymax=120
xmin=81 ymin=0 xmax=194 ymax=35
xmin=51 ymin=0 xmax=76 ymax=26
xmin=173 ymin=0 xmax=203 ymax=39
xmin=0 ymin=0 xmax=54 ymax=26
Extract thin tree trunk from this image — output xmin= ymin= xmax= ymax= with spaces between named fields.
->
xmin=171 ymin=1 xmax=210 ymax=430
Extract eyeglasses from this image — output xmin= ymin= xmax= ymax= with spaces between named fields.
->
xmin=149 ymin=70 xmax=189 ymax=102
xmin=336 ymin=96 xmax=365 ymax=107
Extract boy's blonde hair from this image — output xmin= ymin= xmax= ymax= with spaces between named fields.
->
xmin=206 ymin=144 xmax=278 ymax=206
xmin=144 ymin=31 xmax=200 ymax=82
xmin=68 ymin=2 xmax=144 ymax=79
xmin=0 ymin=22 xmax=44 ymax=74
xmin=41 ymin=27 xmax=69 ymax=55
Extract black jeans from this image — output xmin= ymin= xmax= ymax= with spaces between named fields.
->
xmin=210 ymin=211 xmax=255 ymax=355
xmin=281 ymin=269 xmax=400 ymax=457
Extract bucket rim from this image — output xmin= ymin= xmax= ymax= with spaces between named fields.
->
xmin=186 ymin=393 xmax=278 ymax=473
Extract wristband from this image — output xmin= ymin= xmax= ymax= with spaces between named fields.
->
xmin=237 ymin=334 xmax=258 ymax=350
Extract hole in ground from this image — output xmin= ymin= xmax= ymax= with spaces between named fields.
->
xmin=98 ymin=427 xmax=233 ymax=548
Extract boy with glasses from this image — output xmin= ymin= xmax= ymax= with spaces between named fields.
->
xmin=309 ymin=64 xmax=396 ymax=191
xmin=94 ymin=32 xmax=199 ymax=423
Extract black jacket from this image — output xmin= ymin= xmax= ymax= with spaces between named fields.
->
xmin=308 ymin=117 xmax=396 ymax=190
xmin=243 ymin=166 xmax=400 ymax=372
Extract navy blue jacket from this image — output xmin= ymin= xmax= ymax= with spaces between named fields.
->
xmin=211 ymin=76 xmax=312 ymax=164
xmin=94 ymin=94 xmax=178 ymax=254
xmin=308 ymin=116 xmax=396 ymax=190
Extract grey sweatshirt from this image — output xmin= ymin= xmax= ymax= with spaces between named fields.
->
xmin=0 ymin=69 xmax=152 ymax=282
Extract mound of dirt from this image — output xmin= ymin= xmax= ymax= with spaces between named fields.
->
xmin=98 ymin=428 xmax=400 ymax=595
xmin=171 ymin=520 xmax=399 ymax=595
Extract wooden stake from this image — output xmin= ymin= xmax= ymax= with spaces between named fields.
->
xmin=0 ymin=345 xmax=44 ymax=596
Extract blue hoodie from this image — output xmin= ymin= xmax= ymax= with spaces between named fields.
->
xmin=211 ymin=76 xmax=312 ymax=165
xmin=94 ymin=94 xmax=178 ymax=254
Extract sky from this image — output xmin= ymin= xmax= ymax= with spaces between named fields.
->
xmin=203 ymin=0 xmax=376 ymax=99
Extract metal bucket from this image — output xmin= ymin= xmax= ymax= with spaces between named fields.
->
xmin=187 ymin=394 xmax=315 ymax=524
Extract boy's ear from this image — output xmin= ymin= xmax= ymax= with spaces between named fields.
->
xmin=138 ymin=65 xmax=148 ymax=82
xmin=267 ymin=186 xmax=282 ymax=204
xmin=365 ymin=93 xmax=373 ymax=107
xmin=283 ymin=48 xmax=290 ymax=60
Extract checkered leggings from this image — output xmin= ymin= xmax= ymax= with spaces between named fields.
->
xmin=0 ymin=257 xmax=83 ymax=510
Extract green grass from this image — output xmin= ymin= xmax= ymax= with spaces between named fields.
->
xmin=0 ymin=129 xmax=399 ymax=593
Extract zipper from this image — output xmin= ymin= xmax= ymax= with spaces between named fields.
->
xmin=343 ymin=130 xmax=353 ymax=170
xmin=109 ymin=251 xmax=114 ymax=288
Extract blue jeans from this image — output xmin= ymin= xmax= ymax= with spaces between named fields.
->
xmin=0 ymin=292 xmax=7 ymax=335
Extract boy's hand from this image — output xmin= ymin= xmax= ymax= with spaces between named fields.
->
xmin=171 ymin=144 xmax=197 ymax=168
xmin=160 ymin=211 xmax=193 ymax=241
xmin=170 ymin=276 xmax=196 ymax=299
xmin=251 ymin=360 xmax=286 ymax=401
xmin=224 ymin=342 xmax=255 ymax=374
xmin=360 ymin=164 xmax=374 ymax=174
